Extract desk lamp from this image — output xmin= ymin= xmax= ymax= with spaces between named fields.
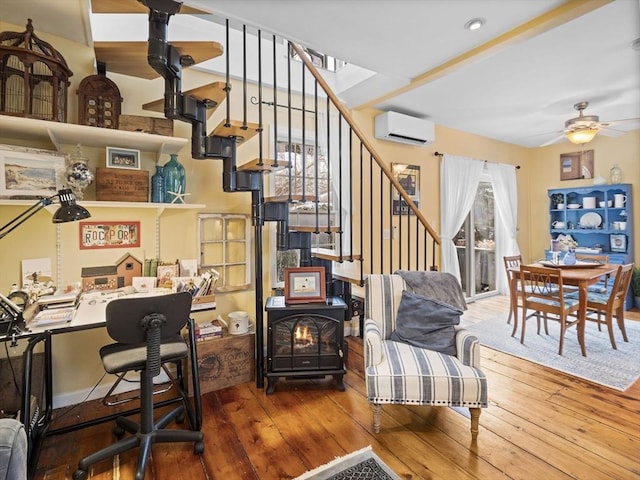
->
xmin=0 ymin=188 xmax=91 ymax=240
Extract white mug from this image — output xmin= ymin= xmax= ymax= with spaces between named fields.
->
xmin=614 ymin=194 xmax=627 ymax=208
xmin=220 ymin=311 xmax=250 ymax=335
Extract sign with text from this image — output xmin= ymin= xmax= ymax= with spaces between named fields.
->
xmin=79 ymin=221 xmax=140 ymax=249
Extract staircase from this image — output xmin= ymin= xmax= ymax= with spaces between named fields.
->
xmin=136 ymin=1 xmax=441 ymax=387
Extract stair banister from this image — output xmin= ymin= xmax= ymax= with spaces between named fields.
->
xmin=288 ymin=42 xmax=441 ymax=247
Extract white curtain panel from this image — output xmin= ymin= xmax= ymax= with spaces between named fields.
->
xmin=440 ymin=155 xmax=484 ymax=282
xmin=486 ymin=162 xmax=520 ymax=295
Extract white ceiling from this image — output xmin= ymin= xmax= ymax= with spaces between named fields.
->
xmin=2 ymin=0 xmax=639 ymax=148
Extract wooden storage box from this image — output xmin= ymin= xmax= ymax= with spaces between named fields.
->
xmin=183 ymin=331 xmax=255 ymax=395
xmin=119 ymin=114 xmax=174 ymax=136
xmin=96 ymin=167 xmax=149 ymax=202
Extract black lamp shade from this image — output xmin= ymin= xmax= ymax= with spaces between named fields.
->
xmin=52 ymin=189 xmax=91 ymax=223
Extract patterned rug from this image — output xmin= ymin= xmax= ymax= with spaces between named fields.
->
xmin=294 ymin=446 xmax=400 ymax=480
xmin=462 ymin=313 xmax=640 ymax=391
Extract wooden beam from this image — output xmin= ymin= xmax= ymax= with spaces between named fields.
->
xmin=91 ymin=0 xmax=205 ymax=14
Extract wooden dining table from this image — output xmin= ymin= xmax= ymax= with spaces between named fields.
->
xmin=509 ymin=261 xmax=619 ymax=356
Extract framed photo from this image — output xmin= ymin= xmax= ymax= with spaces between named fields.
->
xmin=392 ymin=163 xmax=420 ymax=215
xmin=609 ymin=234 xmax=627 ymax=253
xmin=106 ymin=146 xmax=140 ymax=170
xmin=560 ymin=150 xmax=594 ymax=181
xmin=157 ymin=262 xmax=180 ymax=289
xmin=0 ymin=145 xmax=65 ymax=197
xmin=79 ymin=221 xmax=141 ymax=249
xmin=284 ymin=266 xmax=326 ymax=304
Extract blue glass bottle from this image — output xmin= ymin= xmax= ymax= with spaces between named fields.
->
xmin=151 ymin=165 xmax=165 ymax=203
xmin=163 ymin=154 xmax=186 ymax=203
xmin=563 ymin=248 xmax=576 ymax=265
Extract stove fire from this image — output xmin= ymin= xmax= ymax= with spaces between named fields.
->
xmin=294 ymin=325 xmax=315 ymax=347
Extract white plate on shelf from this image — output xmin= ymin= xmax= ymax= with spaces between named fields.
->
xmin=579 ymin=212 xmax=602 ymax=228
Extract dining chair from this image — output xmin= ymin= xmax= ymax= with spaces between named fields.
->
xmin=519 ymin=264 xmax=580 ymax=356
xmin=503 ymin=255 xmax=523 ymax=325
xmin=580 ymin=263 xmax=633 ymax=350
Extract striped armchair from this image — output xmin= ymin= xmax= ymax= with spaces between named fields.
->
xmin=364 ymin=274 xmax=488 ymax=439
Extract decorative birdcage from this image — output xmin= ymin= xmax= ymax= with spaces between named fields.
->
xmin=0 ymin=19 xmax=73 ymax=122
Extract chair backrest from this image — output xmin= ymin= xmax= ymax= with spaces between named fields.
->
xmin=519 ymin=264 xmax=568 ymax=308
xmin=609 ymin=263 xmax=634 ymax=306
xmin=503 ymin=255 xmax=522 ymax=272
xmin=365 ymin=274 xmax=406 ymax=339
xmin=105 ymin=292 xmax=192 ymax=345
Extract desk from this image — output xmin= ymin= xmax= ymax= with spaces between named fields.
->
xmin=510 ymin=262 xmax=619 ymax=356
xmin=4 ymin=292 xmax=207 ymax=478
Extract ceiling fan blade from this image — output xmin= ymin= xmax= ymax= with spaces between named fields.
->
xmin=539 ymin=134 xmax=566 ymax=147
xmin=604 ymin=117 xmax=640 ymax=127
xmin=598 ymin=127 xmax=627 ymax=138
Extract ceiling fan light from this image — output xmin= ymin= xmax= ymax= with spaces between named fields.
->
xmin=566 ymin=128 xmax=599 ymax=145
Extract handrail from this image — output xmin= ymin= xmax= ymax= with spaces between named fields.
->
xmin=289 ymin=42 xmax=441 ymax=246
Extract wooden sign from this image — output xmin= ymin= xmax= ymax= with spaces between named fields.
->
xmin=79 ymin=221 xmax=141 ymax=249
xmin=96 ymin=167 xmax=149 ymax=202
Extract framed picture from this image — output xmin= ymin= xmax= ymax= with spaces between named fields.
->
xmin=156 ymin=262 xmax=180 ymax=289
xmin=0 ymin=145 xmax=65 ymax=197
xmin=106 ymin=146 xmax=140 ymax=170
xmin=284 ymin=266 xmax=326 ymax=304
xmin=392 ymin=163 xmax=420 ymax=215
xmin=560 ymin=150 xmax=594 ymax=181
xmin=79 ymin=221 xmax=141 ymax=249
xmin=610 ymin=234 xmax=627 ymax=253
xmin=131 ymin=276 xmax=157 ymax=293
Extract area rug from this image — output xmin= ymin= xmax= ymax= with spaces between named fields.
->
xmin=294 ymin=445 xmax=401 ymax=480
xmin=462 ymin=314 xmax=640 ymax=391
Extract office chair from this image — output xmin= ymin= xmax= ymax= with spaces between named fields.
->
xmin=74 ymin=292 xmax=203 ymax=480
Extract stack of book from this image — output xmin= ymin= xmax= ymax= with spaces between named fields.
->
xmin=194 ymin=319 xmax=223 ymax=342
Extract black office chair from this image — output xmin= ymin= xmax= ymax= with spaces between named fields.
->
xmin=74 ymin=292 xmax=204 ymax=480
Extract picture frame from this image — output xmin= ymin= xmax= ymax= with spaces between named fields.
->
xmin=560 ymin=149 xmax=594 ymax=181
xmin=131 ymin=276 xmax=157 ymax=293
xmin=0 ymin=145 xmax=65 ymax=197
xmin=79 ymin=221 xmax=141 ymax=250
xmin=156 ymin=262 xmax=180 ymax=289
xmin=284 ymin=266 xmax=326 ymax=304
xmin=392 ymin=163 xmax=420 ymax=215
xmin=106 ymin=146 xmax=140 ymax=170
xmin=609 ymin=234 xmax=627 ymax=253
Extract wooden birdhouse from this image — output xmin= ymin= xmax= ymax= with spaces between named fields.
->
xmin=77 ymin=62 xmax=122 ymax=129
xmin=115 ymin=253 xmax=143 ymax=287
xmin=0 ymin=19 xmax=73 ymax=122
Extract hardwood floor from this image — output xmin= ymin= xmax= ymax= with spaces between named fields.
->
xmin=34 ymin=295 xmax=640 ymax=480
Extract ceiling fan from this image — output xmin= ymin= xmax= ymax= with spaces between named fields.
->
xmin=541 ymin=101 xmax=639 ymax=147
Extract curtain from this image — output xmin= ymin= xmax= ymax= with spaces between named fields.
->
xmin=440 ymin=155 xmax=484 ymax=282
xmin=487 ymin=162 xmax=519 ymax=295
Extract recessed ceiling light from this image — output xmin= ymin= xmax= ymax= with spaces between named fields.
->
xmin=464 ymin=17 xmax=486 ymax=31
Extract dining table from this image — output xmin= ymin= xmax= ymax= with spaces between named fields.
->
xmin=509 ymin=261 xmax=620 ymax=356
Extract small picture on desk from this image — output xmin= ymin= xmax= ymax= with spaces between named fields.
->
xmin=284 ymin=266 xmax=326 ymax=304
xmin=132 ymin=277 xmax=157 ymax=293
xmin=610 ymin=234 xmax=626 ymax=253
xmin=157 ymin=263 xmax=179 ymax=289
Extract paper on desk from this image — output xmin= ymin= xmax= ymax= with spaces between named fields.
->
xmin=31 ymin=306 xmax=76 ymax=326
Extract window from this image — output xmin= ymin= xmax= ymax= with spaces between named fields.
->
xmin=289 ymin=45 xmax=346 ymax=72
xmin=198 ymin=213 xmax=251 ymax=292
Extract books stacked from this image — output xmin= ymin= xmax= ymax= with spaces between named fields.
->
xmin=37 ymin=291 xmax=80 ymax=309
xmin=182 ymin=269 xmax=219 ymax=298
xmin=31 ymin=306 xmax=76 ymax=327
xmin=195 ymin=319 xmax=223 ymax=342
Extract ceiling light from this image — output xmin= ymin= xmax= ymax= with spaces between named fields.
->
xmin=565 ymin=128 xmax=599 ymax=145
xmin=464 ymin=18 xmax=486 ymax=31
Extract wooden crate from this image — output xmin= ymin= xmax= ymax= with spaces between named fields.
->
xmin=119 ymin=114 xmax=173 ymax=136
xmin=183 ymin=331 xmax=255 ymax=395
xmin=96 ymin=167 xmax=149 ymax=202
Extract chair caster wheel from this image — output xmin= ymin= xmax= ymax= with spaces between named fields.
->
xmin=73 ymin=469 xmax=88 ymax=480
xmin=194 ymin=441 xmax=204 ymax=454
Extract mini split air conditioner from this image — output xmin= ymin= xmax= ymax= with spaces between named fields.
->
xmin=374 ymin=111 xmax=435 ymax=146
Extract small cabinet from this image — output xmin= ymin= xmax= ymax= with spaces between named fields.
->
xmin=547 ymin=184 xmax=634 ymax=308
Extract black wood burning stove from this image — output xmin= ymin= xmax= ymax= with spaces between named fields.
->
xmin=265 ymin=297 xmax=347 ymax=394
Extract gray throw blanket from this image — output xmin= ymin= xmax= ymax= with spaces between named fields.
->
xmin=394 ymin=270 xmax=467 ymax=311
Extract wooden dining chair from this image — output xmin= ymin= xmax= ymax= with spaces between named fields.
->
xmin=580 ymin=263 xmax=633 ymax=350
xmin=519 ymin=264 xmax=580 ymax=356
xmin=503 ymin=255 xmax=523 ymax=325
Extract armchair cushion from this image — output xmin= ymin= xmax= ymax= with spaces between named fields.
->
xmin=390 ymin=290 xmax=462 ymax=355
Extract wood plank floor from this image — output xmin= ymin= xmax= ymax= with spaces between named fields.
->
xmin=34 ymin=295 xmax=640 ymax=480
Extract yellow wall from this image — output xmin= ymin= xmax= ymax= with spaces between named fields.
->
xmin=1 ymin=20 xmax=638 ymax=402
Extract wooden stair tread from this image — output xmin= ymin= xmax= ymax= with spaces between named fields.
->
xmin=94 ymin=41 xmax=223 ymax=80
xmin=143 ymin=82 xmax=228 ymax=115
xmin=237 ymin=158 xmax=289 ymax=172
xmin=311 ymin=248 xmax=362 ymax=261
xmin=290 ymin=225 xmax=341 ymax=233
xmin=264 ymin=195 xmax=317 ymax=203
xmin=91 ymin=0 xmax=206 ymax=14
xmin=210 ymin=119 xmax=260 ymax=143
xmin=332 ymin=273 xmax=363 ymax=286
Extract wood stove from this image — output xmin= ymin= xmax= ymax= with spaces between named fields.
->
xmin=265 ymin=297 xmax=347 ymax=394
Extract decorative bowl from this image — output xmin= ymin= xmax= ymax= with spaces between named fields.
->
xmin=567 ymin=204 xmax=581 ymax=209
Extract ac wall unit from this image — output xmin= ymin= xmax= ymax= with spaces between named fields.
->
xmin=374 ymin=111 xmax=435 ymax=146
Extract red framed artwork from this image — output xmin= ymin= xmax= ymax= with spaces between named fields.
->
xmin=79 ymin=221 xmax=141 ymax=249
xmin=284 ymin=266 xmax=326 ymax=304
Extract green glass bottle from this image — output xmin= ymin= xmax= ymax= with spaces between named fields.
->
xmin=163 ymin=154 xmax=186 ymax=203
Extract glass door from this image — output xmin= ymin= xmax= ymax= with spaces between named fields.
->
xmin=454 ymin=177 xmax=496 ymax=299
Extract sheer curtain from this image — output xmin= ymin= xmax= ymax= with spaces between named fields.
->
xmin=440 ymin=155 xmax=484 ymax=282
xmin=486 ymin=162 xmax=519 ymax=294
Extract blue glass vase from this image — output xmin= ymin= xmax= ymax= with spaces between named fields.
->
xmin=151 ymin=165 xmax=165 ymax=203
xmin=163 ymin=154 xmax=186 ymax=203
xmin=563 ymin=248 xmax=576 ymax=265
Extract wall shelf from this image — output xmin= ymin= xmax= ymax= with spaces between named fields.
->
xmin=0 ymin=199 xmax=205 ymax=217
xmin=0 ymin=114 xmax=187 ymax=157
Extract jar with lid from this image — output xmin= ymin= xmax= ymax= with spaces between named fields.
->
xmin=609 ymin=164 xmax=623 ymax=184
xmin=64 ymin=144 xmax=94 ymax=200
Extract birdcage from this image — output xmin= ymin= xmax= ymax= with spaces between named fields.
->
xmin=0 ymin=19 xmax=73 ymax=122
